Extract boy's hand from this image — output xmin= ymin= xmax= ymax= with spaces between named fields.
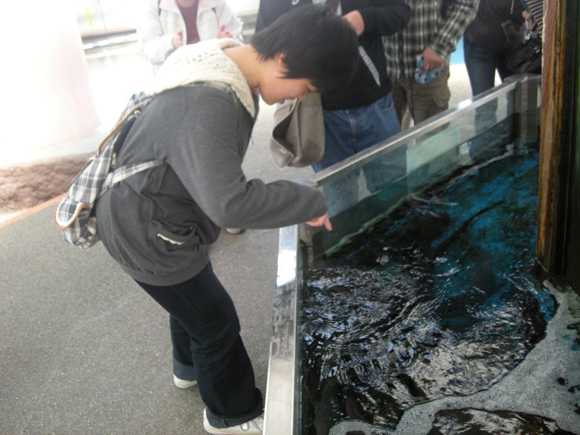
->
xmin=217 ymin=25 xmax=232 ymax=39
xmin=172 ymin=29 xmax=184 ymax=48
xmin=306 ymin=213 xmax=332 ymax=231
xmin=422 ymin=46 xmax=444 ymax=71
xmin=342 ymin=11 xmax=364 ymax=36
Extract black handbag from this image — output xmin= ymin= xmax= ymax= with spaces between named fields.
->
xmin=506 ymin=0 xmax=542 ymax=75
xmin=506 ymin=33 xmax=542 ymax=74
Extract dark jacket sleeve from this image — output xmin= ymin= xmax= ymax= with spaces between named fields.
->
xmin=355 ymin=0 xmax=411 ymax=36
xmin=463 ymin=0 xmax=525 ymax=51
xmin=256 ymin=0 xmax=410 ymax=36
xmin=255 ymin=0 xmax=313 ymax=32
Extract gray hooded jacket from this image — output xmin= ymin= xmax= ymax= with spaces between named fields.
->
xmin=96 ymin=82 xmax=327 ymax=286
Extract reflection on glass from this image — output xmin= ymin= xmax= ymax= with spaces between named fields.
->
xmin=318 ymin=91 xmax=516 ymax=255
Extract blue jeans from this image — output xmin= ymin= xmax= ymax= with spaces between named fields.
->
xmin=464 ymin=39 xmax=520 ymax=133
xmin=464 ymin=39 xmax=515 ymax=97
xmin=135 ymin=263 xmax=263 ymax=428
xmin=312 ymin=93 xmax=403 ymax=216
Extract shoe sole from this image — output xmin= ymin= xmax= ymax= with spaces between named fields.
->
xmin=203 ymin=410 xmax=262 ymax=434
xmin=225 ymin=228 xmax=244 ymax=234
xmin=203 ymin=422 xmax=261 ymax=434
xmin=173 ymin=376 xmax=197 ymax=389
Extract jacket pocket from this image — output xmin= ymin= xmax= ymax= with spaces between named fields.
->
xmin=156 ymin=226 xmax=200 ymax=247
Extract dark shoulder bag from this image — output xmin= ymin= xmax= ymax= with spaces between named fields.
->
xmin=506 ymin=0 xmax=542 ymax=74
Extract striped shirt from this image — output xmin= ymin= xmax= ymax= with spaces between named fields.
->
xmin=384 ymin=0 xmax=479 ymax=78
xmin=524 ymin=0 xmax=543 ymax=37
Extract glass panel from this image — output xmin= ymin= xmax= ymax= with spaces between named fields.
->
xmin=314 ymin=89 xmax=516 ymax=255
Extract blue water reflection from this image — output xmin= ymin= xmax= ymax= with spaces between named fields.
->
xmin=301 ymin=142 xmax=557 ymax=433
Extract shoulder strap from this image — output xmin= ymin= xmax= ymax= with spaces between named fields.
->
xmin=100 ymin=159 xmax=165 ymax=198
xmin=111 ymin=115 xmax=137 ymax=164
xmin=97 ymin=102 xmax=146 ymax=155
xmin=359 ymin=47 xmax=381 ymax=87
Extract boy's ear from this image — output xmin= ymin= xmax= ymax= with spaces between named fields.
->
xmin=277 ymin=53 xmax=288 ymax=71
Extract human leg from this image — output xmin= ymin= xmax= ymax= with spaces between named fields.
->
xmin=135 ymin=264 xmax=263 ymax=429
xmin=313 ymin=109 xmax=357 ymax=171
xmin=389 ymin=76 xmax=410 ymax=129
xmin=407 ymin=66 xmax=451 ymax=125
xmin=352 ymin=93 xmax=401 ymax=153
xmin=463 ymin=40 xmax=508 ymax=132
xmin=313 ymin=109 xmax=360 ymax=217
xmin=497 ymin=45 xmax=517 ymax=82
xmin=353 ymin=93 xmax=405 ymax=193
xmin=464 ymin=40 xmax=500 ymax=96
xmin=170 ymin=315 xmax=197 ymax=387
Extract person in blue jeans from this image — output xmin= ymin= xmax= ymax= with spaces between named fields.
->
xmin=462 ymin=0 xmax=526 ymax=142
xmin=463 ymin=0 xmax=526 ymax=97
xmin=315 ymin=93 xmax=405 ymax=215
xmin=256 ymin=0 xmax=411 ymax=216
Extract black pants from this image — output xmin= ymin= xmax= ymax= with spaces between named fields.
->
xmin=136 ymin=263 xmax=263 ymax=428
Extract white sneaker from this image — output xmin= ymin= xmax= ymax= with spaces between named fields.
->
xmin=173 ymin=375 xmax=197 ymax=389
xmin=203 ymin=409 xmax=263 ymax=434
xmin=225 ymin=228 xmax=244 ymax=234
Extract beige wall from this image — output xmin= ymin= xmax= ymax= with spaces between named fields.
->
xmin=0 ymin=0 xmax=100 ymax=167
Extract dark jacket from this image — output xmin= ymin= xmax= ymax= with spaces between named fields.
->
xmin=96 ymin=83 xmax=327 ymax=286
xmin=464 ymin=0 xmax=525 ymax=51
xmin=255 ymin=0 xmax=411 ymax=110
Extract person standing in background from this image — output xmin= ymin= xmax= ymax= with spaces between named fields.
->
xmin=463 ymin=0 xmax=525 ymax=97
xmin=383 ymin=0 xmax=479 ymax=129
xmin=256 ymin=0 xmax=411 ymax=216
xmin=138 ymin=0 xmax=243 ymax=74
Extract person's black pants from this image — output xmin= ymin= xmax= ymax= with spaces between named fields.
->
xmin=136 ymin=263 xmax=263 ymax=428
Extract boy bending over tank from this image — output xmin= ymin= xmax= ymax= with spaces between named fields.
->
xmin=94 ymin=5 xmax=358 ymax=434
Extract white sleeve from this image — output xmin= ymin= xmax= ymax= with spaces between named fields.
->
xmin=137 ymin=0 xmax=181 ymax=65
xmin=215 ymin=0 xmax=244 ymax=42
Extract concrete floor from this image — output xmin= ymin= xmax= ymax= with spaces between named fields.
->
xmin=0 ymin=36 xmax=484 ymax=435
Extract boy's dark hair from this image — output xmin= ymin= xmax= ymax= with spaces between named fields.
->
xmin=251 ymin=5 xmax=359 ymax=93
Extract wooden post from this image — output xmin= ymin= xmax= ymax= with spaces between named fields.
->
xmin=536 ymin=0 xmax=568 ymax=272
